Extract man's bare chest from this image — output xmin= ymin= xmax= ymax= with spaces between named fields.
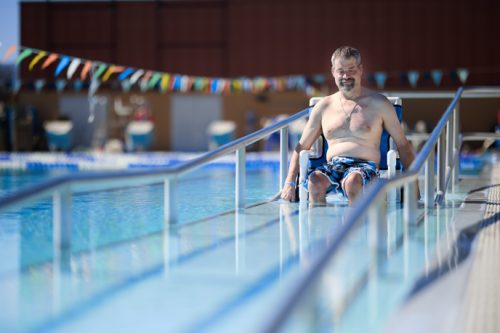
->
xmin=321 ymin=106 xmax=382 ymax=140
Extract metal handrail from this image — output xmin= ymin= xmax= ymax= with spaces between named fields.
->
xmin=263 ymin=86 xmax=500 ymax=333
xmin=0 ymin=107 xmax=311 ymax=249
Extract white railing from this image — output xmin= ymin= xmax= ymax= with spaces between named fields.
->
xmin=263 ymin=86 xmax=500 ymax=333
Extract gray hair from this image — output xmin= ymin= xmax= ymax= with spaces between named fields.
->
xmin=331 ymin=46 xmax=362 ymax=66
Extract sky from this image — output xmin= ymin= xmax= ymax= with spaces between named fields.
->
xmin=0 ymin=0 xmax=19 ymax=63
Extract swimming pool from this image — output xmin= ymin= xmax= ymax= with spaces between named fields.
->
xmin=0 ymin=153 xmax=477 ymax=332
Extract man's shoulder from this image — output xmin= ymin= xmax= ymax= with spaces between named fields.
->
xmin=360 ymin=90 xmax=393 ymax=111
xmin=311 ymin=94 xmax=337 ymax=114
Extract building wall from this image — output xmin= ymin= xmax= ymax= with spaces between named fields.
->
xmin=20 ymin=0 xmax=500 ymax=86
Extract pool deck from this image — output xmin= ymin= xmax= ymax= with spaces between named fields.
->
xmin=385 ymin=153 xmax=500 ymax=333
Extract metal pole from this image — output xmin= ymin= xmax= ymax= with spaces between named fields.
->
xmin=436 ymin=131 xmax=446 ymax=203
xmin=280 ymin=127 xmax=289 ymax=190
xmin=446 ymin=117 xmax=453 ymax=191
xmin=236 ymin=147 xmax=246 ymax=209
xmin=452 ymin=105 xmax=460 ymax=191
xmin=53 ymin=184 xmax=72 ymax=251
xmin=424 ymin=146 xmax=435 ymax=208
xmin=164 ymin=177 xmax=177 ymax=224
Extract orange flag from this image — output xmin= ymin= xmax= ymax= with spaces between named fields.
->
xmin=1 ymin=45 xmax=17 ymax=61
xmin=80 ymin=60 xmax=92 ymax=80
xmin=41 ymin=54 xmax=59 ymax=69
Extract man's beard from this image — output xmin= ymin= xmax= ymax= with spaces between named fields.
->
xmin=340 ymin=79 xmax=355 ymax=91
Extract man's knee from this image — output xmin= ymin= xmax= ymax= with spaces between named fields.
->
xmin=309 ymin=172 xmax=329 ymax=192
xmin=343 ymin=173 xmax=363 ymax=195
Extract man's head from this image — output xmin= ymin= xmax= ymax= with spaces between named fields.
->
xmin=331 ymin=46 xmax=363 ymax=93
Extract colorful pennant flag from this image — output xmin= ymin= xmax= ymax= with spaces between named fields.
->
xmin=55 ymin=56 xmax=71 ymax=76
xmin=92 ymin=63 xmax=108 ymax=80
xmin=41 ymin=53 xmax=59 ymax=69
xmin=407 ymin=70 xmax=419 ymax=88
xmin=431 ymin=69 xmax=443 ymax=86
xmin=148 ymin=72 xmax=162 ymax=90
xmin=16 ymin=48 xmax=33 ymax=65
xmin=34 ymin=79 xmax=45 ymax=93
xmin=29 ymin=51 xmax=47 ymax=70
xmin=129 ymin=69 xmax=145 ymax=84
xmin=374 ymin=72 xmax=387 ymax=89
xmin=118 ymin=68 xmax=134 ymax=81
xmin=67 ymin=58 xmax=81 ymax=79
xmin=80 ymin=60 xmax=92 ymax=80
xmin=2 ymin=45 xmax=17 ymax=61
xmin=457 ymin=68 xmax=469 ymax=84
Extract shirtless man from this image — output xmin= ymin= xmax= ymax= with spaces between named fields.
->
xmin=280 ymin=46 xmax=415 ymax=205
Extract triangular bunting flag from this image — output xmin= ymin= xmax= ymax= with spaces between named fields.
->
xmin=92 ymin=63 xmax=107 ymax=80
xmin=431 ymin=69 xmax=443 ymax=86
xmin=130 ymin=69 xmax=145 ymax=84
xmin=101 ymin=65 xmax=116 ymax=82
xmin=120 ymin=80 xmax=131 ymax=92
xmin=67 ymin=58 xmax=81 ymax=79
xmin=2 ymin=45 xmax=17 ymax=61
xmin=160 ymin=74 xmax=170 ymax=92
xmin=118 ymin=68 xmax=134 ymax=81
xmin=80 ymin=61 xmax=92 ymax=80
xmin=374 ymin=72 xmax=387 ymax=89
xmin=55 ymin=79 xmax=67 ymax=93
xmin=55 ymin=56 xmax=71 ymax=77
xmin=148 ymin=72 xmax=162 ymax=90
xmin=407 ymin=70 xmax=419 ymax=88
xmin=34 ymin=79 xmax=45 ymax=93
xmin=73 ymin=79 xmax=83 ymax=92
xmin=16 ymin=48 xmax=33 ymax=65
xmin=41 ymin=54 xmax=59 ymax=69
xmin=457 ymin=68 xmax=469 ymax=84
xmin=28 ymin=51 xmax=47 ymax=71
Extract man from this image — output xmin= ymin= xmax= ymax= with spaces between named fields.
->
xmin=280 ymin=46 xmax=415 ymax=205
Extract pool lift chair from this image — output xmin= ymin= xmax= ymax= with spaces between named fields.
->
xmin=298 ymin=96 xmax=403 ymax=203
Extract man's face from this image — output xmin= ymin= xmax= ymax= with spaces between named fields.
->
xmin=332 ymin=57 xmax=362 ymax=92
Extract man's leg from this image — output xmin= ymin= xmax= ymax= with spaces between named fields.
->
xmin=343 ymin=172 xmax=363 ymax=205
xmin=308 ymin=171 xmax=330 ymax=205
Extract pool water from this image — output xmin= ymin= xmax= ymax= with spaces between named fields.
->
xmin=0 ymin=165 xmax=281 ymax=270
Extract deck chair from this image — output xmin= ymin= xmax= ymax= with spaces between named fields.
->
xmin=298 ymin=96 xmax=403 ymax=203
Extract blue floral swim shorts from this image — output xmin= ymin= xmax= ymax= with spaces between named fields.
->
xmin=304 ymin=156 xmax=379 ymax=197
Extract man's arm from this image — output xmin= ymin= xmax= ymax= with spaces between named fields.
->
xmin=280 ymin=101 xmax=324 ymax=201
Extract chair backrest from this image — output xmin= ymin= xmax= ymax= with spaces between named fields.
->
xmin=307 ymin=96 xmax=402 ymax=171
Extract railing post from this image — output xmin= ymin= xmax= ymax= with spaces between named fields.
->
xmin=446 ymin=116 xmax=453 ymax=192
xmin=424 ymin=147 xmax=435 ymax=208
xmin=164 ymin=176 xmax=178 ymax=224
xmin=236 ymin=147 xmax=246 ymax=209
xmin=452 ymin=105 xmax=460 ymax=191
xmin=280 ymin=126 xmax=289 ymax=190
xmin=404 ymin=180 xmax=417 ymax=224
xmin=436 ymin=131 xmax=446 ymax=203
xmin=53 ymin=184 xmax=72 ymax=251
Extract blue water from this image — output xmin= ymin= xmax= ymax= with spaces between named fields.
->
xmin=0 ymin=164 xmax=281 ymax=270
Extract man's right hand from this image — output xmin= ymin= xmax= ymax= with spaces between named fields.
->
xmin=280 ymin=184 xmax=297 ymax=202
